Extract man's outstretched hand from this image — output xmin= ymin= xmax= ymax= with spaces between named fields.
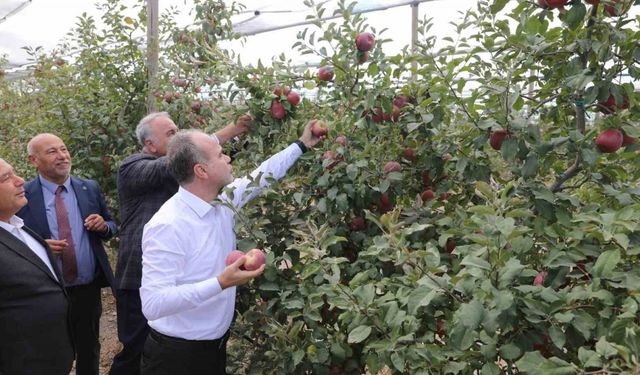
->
xmin=299 ymin=119 xmax=326 ymax=149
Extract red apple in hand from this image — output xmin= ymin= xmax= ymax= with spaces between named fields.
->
xmin=270 ymin=101 xmax=286 ymax=120
xmin=287 ymin=91 xmax=301 ymax=106
xmin=311 ymin=120 xmax=328 ymax=137
xmin=318 ymin=66 xmax=334 ymax=81
xmin=355 ymin=32 xmax=375 ymax=52
xmin=596 ymin=128 xmax=623 ymax=153
xmin=244 ymin=249 xmax=266 ymax=271
xmin=225 ymin=250 xmax=245 ymax=267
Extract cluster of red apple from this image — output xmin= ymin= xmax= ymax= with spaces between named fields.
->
xmin=365 ymin=95 xmax=414 ymax=124
xmin=538 ymin=0 xmax=629 ymax=16
xmin=224 ymin=248 xmax=266 ymax=271
xmin=316 ymin=32 xmax=376 ymax=83
xmin=270 ymin=85 xmax=301 ymax=120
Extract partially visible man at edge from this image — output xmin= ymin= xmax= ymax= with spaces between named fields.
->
xmin=0 ymin=157 xmax=74 ymax=375
xmin=109 ymin=112 xmax=252 ymax=375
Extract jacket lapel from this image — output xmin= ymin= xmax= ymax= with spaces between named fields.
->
xmin=24 ymin=177 xmax=52 ymax=238
xmin=0 ymin=226 xmax=61 ymax=284
xmin=70 ymin=176 xmax=89 ymax=220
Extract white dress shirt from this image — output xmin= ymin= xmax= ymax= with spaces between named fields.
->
xmin=0 ymin=215 xmax=59 ymax=281
xmin=141 ymin=143 xmax=302 ymax=340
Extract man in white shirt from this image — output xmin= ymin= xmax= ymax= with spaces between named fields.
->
xmin=140 ymin=121 xmax=322 ymax=374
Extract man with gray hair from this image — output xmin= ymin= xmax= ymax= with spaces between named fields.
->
xmin=109 ymin=112 xmax=252 ymax=375
xmin=139 ymin=122 xmax=322 ymax=374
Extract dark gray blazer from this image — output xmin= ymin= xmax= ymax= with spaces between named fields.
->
xmin=0 ymin=225 xmax=74 ymax=375
xmin=115 ymin=153 xmax=178 ymax=290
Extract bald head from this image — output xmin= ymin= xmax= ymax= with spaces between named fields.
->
xmin=27 ymin=133 xmax=72 ymax=185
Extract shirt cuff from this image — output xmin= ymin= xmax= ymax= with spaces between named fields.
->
xmin=210 ymin=134 xmax=220 ymax=145
xmin=193 ymin=277 xmax=223 ymax=302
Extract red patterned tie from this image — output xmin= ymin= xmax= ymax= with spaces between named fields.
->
xmin=55 ymin=185 xmax=78 ymax=283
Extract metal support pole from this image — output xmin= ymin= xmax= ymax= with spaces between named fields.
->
xmin=146 ymin=0 xmax=159 ymax=114
xmin=411 ymin=2 xmax=419 ymax=81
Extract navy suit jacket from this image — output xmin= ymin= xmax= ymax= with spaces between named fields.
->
xmin=17 ymin=175 xmax=117 ymax=294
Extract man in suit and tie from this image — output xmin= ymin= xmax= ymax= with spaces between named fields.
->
xmin=0 ymin=157 xmax=74 ymax=375
xmin=17 ymin=133 xmax=117 ymax=375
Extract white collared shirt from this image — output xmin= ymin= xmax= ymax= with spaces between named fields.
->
xmin=0 ymin=215 xmax=59 ymax=281
xmin=141 ymin=143 xmax=302 ymax=340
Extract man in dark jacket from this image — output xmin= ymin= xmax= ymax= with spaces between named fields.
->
xmin=0 ymin=157 xmax=74 ymax=375
xmin=109 ymin=112 xmax=251 ymax=375
xmin=17 ymin=133 xmax=116 ymax=375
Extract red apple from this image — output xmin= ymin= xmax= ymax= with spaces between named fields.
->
xmin=439 ymin=193 xmax=450 ymax=201
xmin=599 ymin=93 xmax=630 ymax=114
xmin=445 ymin=238 xmax=456 ymax=253
xmin=173 ymin=92 xmax=182 ymax=99
xmin=287 ymin=91 xmax=301 ymax=107
xmin=244 ymin=249 xmax=265 ymax=271
xmin=389 ymin=105 xmax=401 ymax=122
xmin=350 ymin=216 xmax=365 ymax=231
xmin=537 ymin=0 xmax=569 ymax=8
xmin=489 ymin=129 xmax=510 ymax=150
xmin=436 ymin=319 xmax=446 ymax=337
xmin=421 ymin=189 xmax=434 ymax=201
xmin=163 ymin=93 xmax=174 ymax=103
xmin=311 ymin=120 xmax=328 ymax=138
xmin=371 ymin=107 xmax=384 ymax=123
xmin=357 ymin=51 xmax=369 ymax=64
xmin=355 ymin=32 xmax=375 ymax=52
xmin=173 ymin=78 xmax=188 ymax=87
xmin=274 ymin=85 xmax=290 ymax=96
xmin=394 ymin=95 xmax=410 ymax=108
xmin=379 ymin=193 xmax=392 ymax=213
xmin=596 ymin=128 xmax=623 ymax=153
xmin=334 ymin=135 xmax=348 ymax=147
xmin=318 ymin=66 xmax=334 ymax=81
xmin=402 ymin=147 xmax=416 ymax=161
xmin=322 ymin=150 xmax=341 ymax=170
xmin=533 ymin=271 xmax=547 ymax=286
xmin=225 ymin=250 xmax=245 ymax=267
xmin=421 ymin=171 xmax=431 ymax=187
xmin=191 ymin=100 xmax=202 ymax=113
xmin=383 ymin=161 xmax=402 ymax=173
xmin=270 ymin=101 xmax=286 ymax=120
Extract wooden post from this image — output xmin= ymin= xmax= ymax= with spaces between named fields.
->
xmin=146 ymin=0 xmax=159 ymax=113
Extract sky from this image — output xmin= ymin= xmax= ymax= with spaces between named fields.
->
xmin=0 ymin=0 xmax=478 ymax=71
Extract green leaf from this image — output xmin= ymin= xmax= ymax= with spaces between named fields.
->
xmin=481 ymin=363 xmax=501 ymax=375
xmin=461 ymin=256 xmax=491 ymax=271
xmin=456 ymin=300 xmax=484 ymax=330
xmin=591 ymin=249 xmax=621 ymax=279
xmin=390 ymin=352 xmax=405 ymax=372
xmin=348 ymin=325 xmax=372 ymax=344
xmin=489 ymin=0 xmax=509 ymax=14
xmin=292 ymin=349 xmax=304 ymax=366
xmin=549 ymin=325 xmax=566 ymax=349
xmin=499 ymin=343 xmax=522 ymax=360
xmin=515 ymin=351 xmax=545 ymax=373
xmin=565 ymin=3 xmax=586 ymax=30
xmin=595 ymin=336 xmax=617 ymax=358
xmin=407 ymin=286 xmax=437 ymax=314
xmin=521 ymin=154 xmax=539 ymax=177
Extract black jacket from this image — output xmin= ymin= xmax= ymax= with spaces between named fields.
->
xmin=0 ymin=225 xmax=74 ymax=375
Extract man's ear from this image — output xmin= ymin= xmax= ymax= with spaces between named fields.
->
xmin=193 ymin=164 xmax=207 ymax=180
xmin=144 ymin=139 xmax=156 ymax=153
xmin=27 ymin=154 xmax=38 ymax=167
